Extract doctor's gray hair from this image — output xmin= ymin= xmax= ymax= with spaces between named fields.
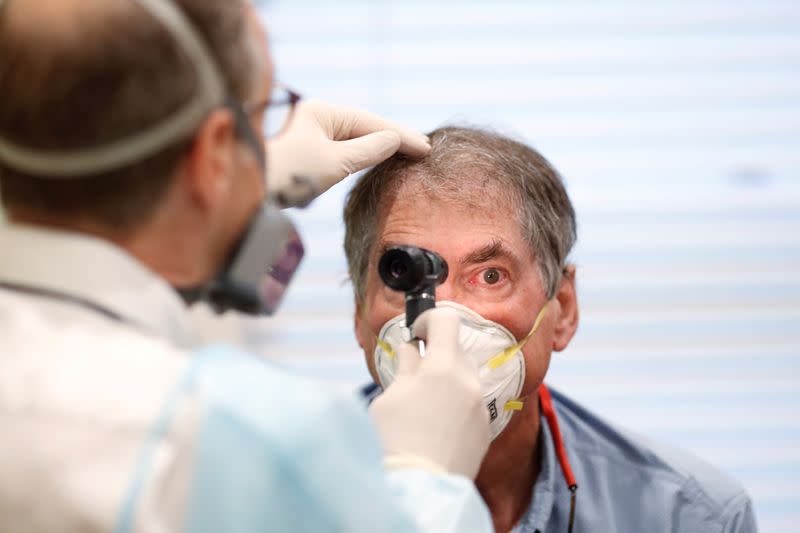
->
xmin=0 ymin=0 xmax=262 ymax=228
xmin=343 ymin=126 xmax=577 ymax=301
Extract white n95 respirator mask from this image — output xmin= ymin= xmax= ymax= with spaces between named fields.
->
xmin=374 ymin=300 xmax=548 ymax=440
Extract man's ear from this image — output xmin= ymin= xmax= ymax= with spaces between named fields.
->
xmin=353 ymin=296 xmax=368 ymax=351
xmin=181 ymin=108 xmax=238 ymax=211
xmin=552 ymin=264 xmax=579 ymax=352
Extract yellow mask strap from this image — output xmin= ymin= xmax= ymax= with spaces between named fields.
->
xmin=486 ymin=302 xmax=549 ymax=371
xmin=376 ymin=337 xmax=396 ymax=359
xmin=504 ymin=399 xmax=525 ymax=411
xmin=363 ymin=301 xmax=399 ymax=359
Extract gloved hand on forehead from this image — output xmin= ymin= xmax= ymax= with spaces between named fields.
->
xmin=265 ymin=100 xmax=431 ymax=208
xmin=369 ymin=307 xmax=491 ymax=479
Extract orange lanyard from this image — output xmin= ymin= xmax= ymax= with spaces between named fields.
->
xmin=539 ymin=385 xmax=578 ymax=533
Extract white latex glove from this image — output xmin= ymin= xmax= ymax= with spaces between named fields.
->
xmin=265 ymin=100 xmax=431 ymax=208
xmin=369 ymin=307 xmax=491 ymax=479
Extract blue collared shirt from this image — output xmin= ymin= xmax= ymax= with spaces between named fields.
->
xmin=363 ymin=384 xmax=758 ymax=532
xmin=520 ymin=388 xmax=757 ymax=532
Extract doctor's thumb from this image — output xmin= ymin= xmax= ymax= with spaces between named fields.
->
xmin=395 ymin=342 xmax=422 ymax=376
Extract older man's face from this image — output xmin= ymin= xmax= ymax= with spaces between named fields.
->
xmin=354 ymin=186 xmax=559 ymax=397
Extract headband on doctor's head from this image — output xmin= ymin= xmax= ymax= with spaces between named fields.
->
xmin=0 ymin=0 xmax=225 ymax=177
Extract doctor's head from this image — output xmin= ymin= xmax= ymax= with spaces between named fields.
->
xmin=344 ymin=126 xmax=580 ymax=409
xmin=0 ymin=0 xmax=274 ymax=287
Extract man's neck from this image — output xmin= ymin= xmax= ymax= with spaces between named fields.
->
xmin=475 ymin=390 xmax=542 ymax=533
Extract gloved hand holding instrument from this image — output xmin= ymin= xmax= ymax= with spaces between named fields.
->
xmin=369 ymin=246 xmax=491 ymax=479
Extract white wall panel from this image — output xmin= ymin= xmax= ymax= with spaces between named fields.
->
xmin=256 ymin=1 xmax=799 ymax=529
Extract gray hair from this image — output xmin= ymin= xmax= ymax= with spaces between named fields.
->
xmin=343 ymin=126 xmax=577 ymax=301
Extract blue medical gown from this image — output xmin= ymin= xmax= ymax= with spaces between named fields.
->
xmin=116 ymin=346 xmax=492 ymax=533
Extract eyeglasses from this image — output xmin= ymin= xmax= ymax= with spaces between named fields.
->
xmin=244 ymin=83 xmax=302 ymax=139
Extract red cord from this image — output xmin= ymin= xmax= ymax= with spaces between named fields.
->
xmin=539 ymin=385 xmax=578 ymax=490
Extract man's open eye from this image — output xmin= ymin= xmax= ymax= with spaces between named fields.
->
xmin=482 ymin=268 xmax=502 ymax=284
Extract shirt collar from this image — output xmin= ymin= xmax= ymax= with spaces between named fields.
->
xmin=0 ymin=223 xmax=197 ymax=347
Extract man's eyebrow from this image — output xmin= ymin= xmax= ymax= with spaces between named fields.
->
xmin=459 ymin=240 xmax=515 ymax=265
xmin=374 ymin=240 xmax=409 ymax=263
xmin=376 ymin=241 xmax=398 ymax=257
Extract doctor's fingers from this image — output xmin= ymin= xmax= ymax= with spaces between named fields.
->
xmin=330 ymin=130 xmax=402 ymax=177
xmin=307 ymin=100 xmax=431 ymax=157
xmin=412 ymin=307 xmax=476 ymax=375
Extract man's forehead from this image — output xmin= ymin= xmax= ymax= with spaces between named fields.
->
xmin=374 ymin=198 xmax=532 ymax=265
xmin=386 ymin=166 xmax=518 ymax=212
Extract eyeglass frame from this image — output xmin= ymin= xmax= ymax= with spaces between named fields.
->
xmin=242 ymin=83 xmax=302 ymax=140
